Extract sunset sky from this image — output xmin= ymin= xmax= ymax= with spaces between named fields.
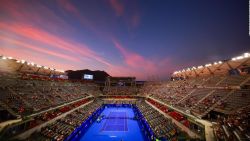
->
xmin=0 ymin=0 xmax=249 ymax=80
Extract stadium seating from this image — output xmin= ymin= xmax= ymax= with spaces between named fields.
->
xmin=27 ymin=99 xmax=103 ymax=141
xmin=143 ymin=74 xmax=250 ymax=116
xmin=216 ymin=89 xmax=250 ymax=112
xmin=0 ymin=54 xmax=249 ymax=141
xmin=0 ymin=75 xmax=98 ymax=118
xmin=213 ymin=107 xmax=250 ymax=140
xmin=136 ymin=100 xmax=178 ymax=140
xmin=103 ymin=86 xmax=137 ymax=95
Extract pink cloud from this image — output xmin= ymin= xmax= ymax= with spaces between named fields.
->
xmin=131 ymin=13 xmax=140 ymax=28
xmin=0 ymin=23 xmax=112 ymax=67
xmin=0 ymin=0 xmax=75 ymax=33
xmin=108 ymin=0 xmax=141 ymax=29
xmin=109 ymin=0 xmax=124 ymax=16
xmin=0 ymin=0 xmax=172 ymax=80
xmin=57 ymin=0 xmax=102 ymax=36
xmin=112 ymin=38 xmax=156 ymax=71
xmin=111 ymin=38 xmax=175 ymax=80
xmin=1 ymin=47 xmax=75 ymax=70
xmin=0 ymin=35 xmax=80 ymax=62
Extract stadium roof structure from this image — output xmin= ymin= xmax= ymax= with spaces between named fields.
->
xmin=172 ymin=52 xmax=250 ymax=78
xmin=0 ymin=55 xmax=65 ymax=76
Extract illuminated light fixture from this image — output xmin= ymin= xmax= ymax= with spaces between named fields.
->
xmin=214 ymin=62 xmax=218 ymax=65
xmin=27 ymin=62 xmax=31 ymax=65
xmin=2 ymin=56 xmax=7 ymax=60
xmin=16 ymin=60 xmax=20 ymax=63
xmin=198 ymin=66 xmax=203 ymax=69
xmin=232 ymin=54 xmax=246 ymax=61
xmin=236 ymin=56 xmax=244 ymax=60
xmin=30 ymin=62 xmax=35 ymax=66
xmin=218 ymin=61 xmax=223 ymax=64
xmin=21 ymin=60 xmax=26 ymax=64
xmin=36 ymin=65 xmax=42 ymax=68
xmin=243 ymin=53 xmax=250 ymax=58
xmin=7 ymin=57 xmax=13 ymax=59
xmin=205 ymin=63 xmax=212 ymax=67
xmin=43 ymin=66 xmax=48 ymax=69
xmin=49 ymin=68 xmax=55 ymax=70
xmin=174 ymin=71 xmax=179 ymax=74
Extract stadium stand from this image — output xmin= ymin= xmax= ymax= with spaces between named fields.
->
xmin=26 ymin=99 xmax=103 ymax=141
xmin=0 ymin=52 xmax=249 ymax=141
xmin=136 ymin=100 xmax=179 ymax=140
xmin=141 ymin=52 xmax=250 ymax=140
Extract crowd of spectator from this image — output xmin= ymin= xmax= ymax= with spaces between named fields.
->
xmin=27 ymin=99 xmax=103 ymax=141
xmin=136 ymin=100 xmax=178 ymax=140
xmin=0 ymin=74 xmax=99 ymax=118
xmin=213 ymin=107 xmax=250 ymax=141
xmin=1 ymin=98 xmax=93 ymax=139
xmin=139 ymin=75 xmax=250 ymax=117
xmin=1 ymin=72 xmax=249 ymax=141
xmin=139 ymin=74 xmax=250 ymax=141
xmin=103 ymin=86 xmax=137 ymax=95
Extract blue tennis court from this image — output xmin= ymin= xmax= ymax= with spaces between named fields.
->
xmin=79 ymin=107 xmax=144 ymax=141
xmin=101 ymin=112 xmax=128 ymax=132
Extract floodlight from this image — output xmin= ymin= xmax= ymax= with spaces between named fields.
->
xmin=198 ymin=66 xmax=203 ymax=69
xmin=243 ymin=53 xmax=249 ymax=58
xmin=205 ymin=64 xmax=212 ymax=67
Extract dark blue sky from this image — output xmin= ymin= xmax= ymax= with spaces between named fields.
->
xmin=0 ymin=0 xmax=249 ymax=80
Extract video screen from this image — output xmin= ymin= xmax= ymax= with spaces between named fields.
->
xmin=83 ymin=74 xmax=93 ymax=80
